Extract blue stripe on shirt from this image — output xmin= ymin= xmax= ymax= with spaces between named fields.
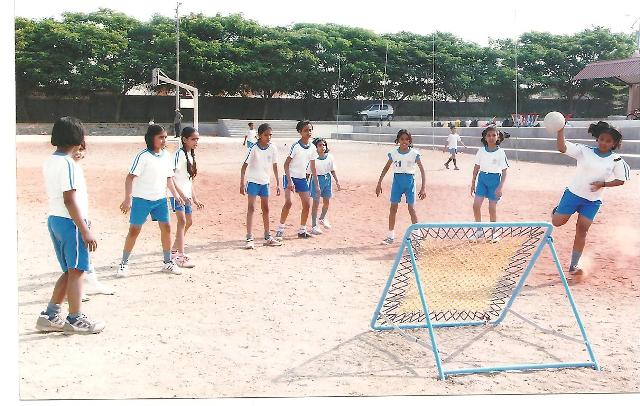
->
xmin=243 ymin=145 xmax=254 ymax=163
xmin=130 ymin=149 xmax=147 ymax=173
xmin=66 ymin=157 xmax=75 ymax=189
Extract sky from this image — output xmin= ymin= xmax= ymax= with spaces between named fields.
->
xmin=13 ymin=0 xmax=640 ymax=46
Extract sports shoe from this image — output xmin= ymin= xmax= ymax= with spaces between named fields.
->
xmin=161 ymin=261 xmax=182 ymax=275
xmin=85 ymin=271 xmax=115 ymax=295
xmin=319 ymin=218 xmax=332 ymax=229
xmin=469 ymin=228 xmax=485 ymax=241
xmin=36 ymin=312 xmax=65 ymax=332
xmin=171 ymin=250 xmax=179 ymax=260
xmin=297 ymin=231 xmax=314 ymax=239
xmin=311 ymin=225 xmax=323 ymax=235
xmin=116 ymin=262 xmax=128 ymax=278
xmin=63 ymin=313 xmax=106 ymax=335
xmin=444 ymin=162 xmax=449 ymax=169
xmin=381 ymin=236 xmax=394 ymax=245
xmin=175 ymin=254 xmax=196 ymax=268
xmin=244 ymin=238 xmax=255 ymax=249
xmin=264 ymin=237 xmax=283 ymax=247
xmin=274 ymin=230 xmax=285 ymax=241
xmin=454 ymin=166 xmax=460 ymax=170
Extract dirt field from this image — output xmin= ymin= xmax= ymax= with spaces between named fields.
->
xmin=15 ymin=135 xmax=640 ymax=399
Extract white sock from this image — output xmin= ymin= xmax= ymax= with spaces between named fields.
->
xmin=387 ymin=230 xmax=395 ymax=239
xmin=278 ymin=223 xmax=285 ymax=231
xmin=299 ymin=226 xmax=307 ymax=233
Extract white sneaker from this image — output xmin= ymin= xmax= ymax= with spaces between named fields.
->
xmin=116 ymin=263 xmax=128 ymax=278
xmin=63 ymin=313 xmax=106 ymax=335
xmin=175 ymin=254 xmax=196 ymax=268
xmin=85 ymin=272 xmax=115 ymax=295
xmin=274 ymin=230 xmax=285 ymax=241
xmin=161 ymin=261 xmax=182 ymax=275
xmin=263 ymin=237 xmax=282 ymax=247
xmin=170 ymin=250 xmax=179 ymax=260
xmin=319 ymin=218 xmax=332 ymax=229
xmin=36 ymin=312 xmax=65 ymax=332
xmin=311 ymin=225 xmax=323 ymax=235
xmin=381 ymin=236 xmax=394 ymax=245
xmin=469 ymin=228 xmax=485 ymax=241
xmin=244 ymin=238 xmax=255 ymax=249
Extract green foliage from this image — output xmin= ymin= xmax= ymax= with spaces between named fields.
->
xmin=15 ymin=11 xmax=637 ymax=107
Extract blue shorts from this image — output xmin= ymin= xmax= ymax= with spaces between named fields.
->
xmin=246 ymin=140 xmax=255 ymax=149
xmin=283 ymin=176 xmax=310 ymax=193
xmin=475 ymin=172 xmax=501 ymax=201
xmin=170 ymin=197 xmax=193 ymax=215
xmin=130 ymin=197 xmax=170 ymax=225
xmin=448 ymin=148 xmax=458 ymax=154
xmin=310 ymin=174 xmax=332 ymax=199
xmin=390 ymin=173 xmax=416 ymax=204
xmin=246 ymin=182 xmax=269 ymax=197
xmin=554 ymin=188 xmax=601 ymax=221
xmin=47 ymin=216 xmax=90 ymax=272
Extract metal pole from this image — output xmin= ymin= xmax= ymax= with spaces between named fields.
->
xmin=513 ymin=11 xmax=520 ymax=164
xmin=432 ymin=32 xmax=436 ymax=150
xmin=336 ymin=56 xmax=341 ymax=136
xmin=381 ymin=42 xmax=388 ymax=130
xmin=175 ymin=2 xmax=181 ymax=112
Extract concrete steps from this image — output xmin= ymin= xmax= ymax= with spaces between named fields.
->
xmin=218 ymin=119 xmax=301 ymax=138
xmin=332 ymin=132 xmax=640 ymax=169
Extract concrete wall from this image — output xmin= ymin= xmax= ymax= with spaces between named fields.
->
xmin=16 ymin=94 xmax=622 ymax=123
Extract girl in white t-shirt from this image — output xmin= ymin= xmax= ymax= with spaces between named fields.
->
xmin=308 ymin=138 xmax=341 ymax=235
xmin=470 ymin=125 xmax=509 ymax=229
xmin=170 ymin=127 xmax=205 ymax=268
xmin=376 ymin=129 xmax=427 ymax=245
xmin=552 ymin=121 xmax=630 ymax=281
xmin=117 ymin=125 xmax=186 ymax=277
xmin=443 ymin=124 xmax=467 ymax=170
xmin=36 ymin=117 xmax=105 ymax=335
xmin=240 ymin=123 xmax=282 ymax=249
xmin=71 ymin=141 xmax=115 ymax=298
xmin=275 ymin=120 xmax=318 ymax=240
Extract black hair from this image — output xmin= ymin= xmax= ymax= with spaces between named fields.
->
xmin=312 ymin=137 xmax=329 ymax=153
xmin=145 ymin=124 xmax=166 ymax=151
xmin=480 ymin=125 xmax=508 ymax=146
xmin=51 ymin=116 xmax=85 ymax=148
xmin=180 ymin=126 xmax=198 ymax=179
xmin=296 ymin=120 xmax=313 ymax=133
xmin=588 ymin=121 xmax=622 ymax=150
xmin=257 ymin=123 xmax=271 ymax=135
xmin=394 ymin=129 xmax=413 ymax=147
xmin=248 ymin=122 xmax=254 ymax=127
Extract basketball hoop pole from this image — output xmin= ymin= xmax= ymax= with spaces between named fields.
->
xmin=152 ymin=68 xmax=199 ymax=130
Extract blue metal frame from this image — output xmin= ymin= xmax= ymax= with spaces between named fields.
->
xmin=370 ymin=221 xmax=600 ymax=379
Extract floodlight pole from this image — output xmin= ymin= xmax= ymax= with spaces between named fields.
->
xmin=175 ymin=2 xmax=182 ymax=112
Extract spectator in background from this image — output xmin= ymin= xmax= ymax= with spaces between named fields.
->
xmin=174 ymin=109 xmax=183 ymax=138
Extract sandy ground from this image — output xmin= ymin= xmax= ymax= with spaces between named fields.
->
xmin=15 ymin=135 xmax=640 ymax=399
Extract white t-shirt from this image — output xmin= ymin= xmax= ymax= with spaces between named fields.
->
xmin=173 ymin=148 xmax=194 ymax=199
xmin=129 ymin=149 xmax=174 ymax=201
xmin=244 ymin=142 xmax=279 ymax=185
xmin=307 ymin=153 xmax=336 ymax=176
xmin=474 ymin=146 xmax=509 ymax=173
xmin=287 ymin=140 xmax=316 ymax=179
xmin=247 ymin=129 xmax=257 ymax=140
xmin=564 ymin=141 xmax=631 ymax=201
xmin=388 ymin=148 xmax=421 ymax=175
xmin=43 ymin=152 xmax=89 ymax=220
xmin=447 ymin=133 xmax=462 ymax=149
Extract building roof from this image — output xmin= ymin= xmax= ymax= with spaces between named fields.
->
xmin=572 ymin=56 xmax=640 ymax=84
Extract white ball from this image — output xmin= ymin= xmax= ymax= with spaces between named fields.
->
xmin=543 ymin=111 xmax=566 ymax=135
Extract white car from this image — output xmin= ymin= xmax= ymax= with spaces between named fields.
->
xmin=358 ymin=104 xmax=394 ymax=121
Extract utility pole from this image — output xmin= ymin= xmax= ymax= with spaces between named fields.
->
xmin=175 ymin=2 xmax=182 ymax=112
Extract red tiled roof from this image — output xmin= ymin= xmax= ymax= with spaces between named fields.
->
xmin=572 ymin=56 xmax=640 ymax=84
